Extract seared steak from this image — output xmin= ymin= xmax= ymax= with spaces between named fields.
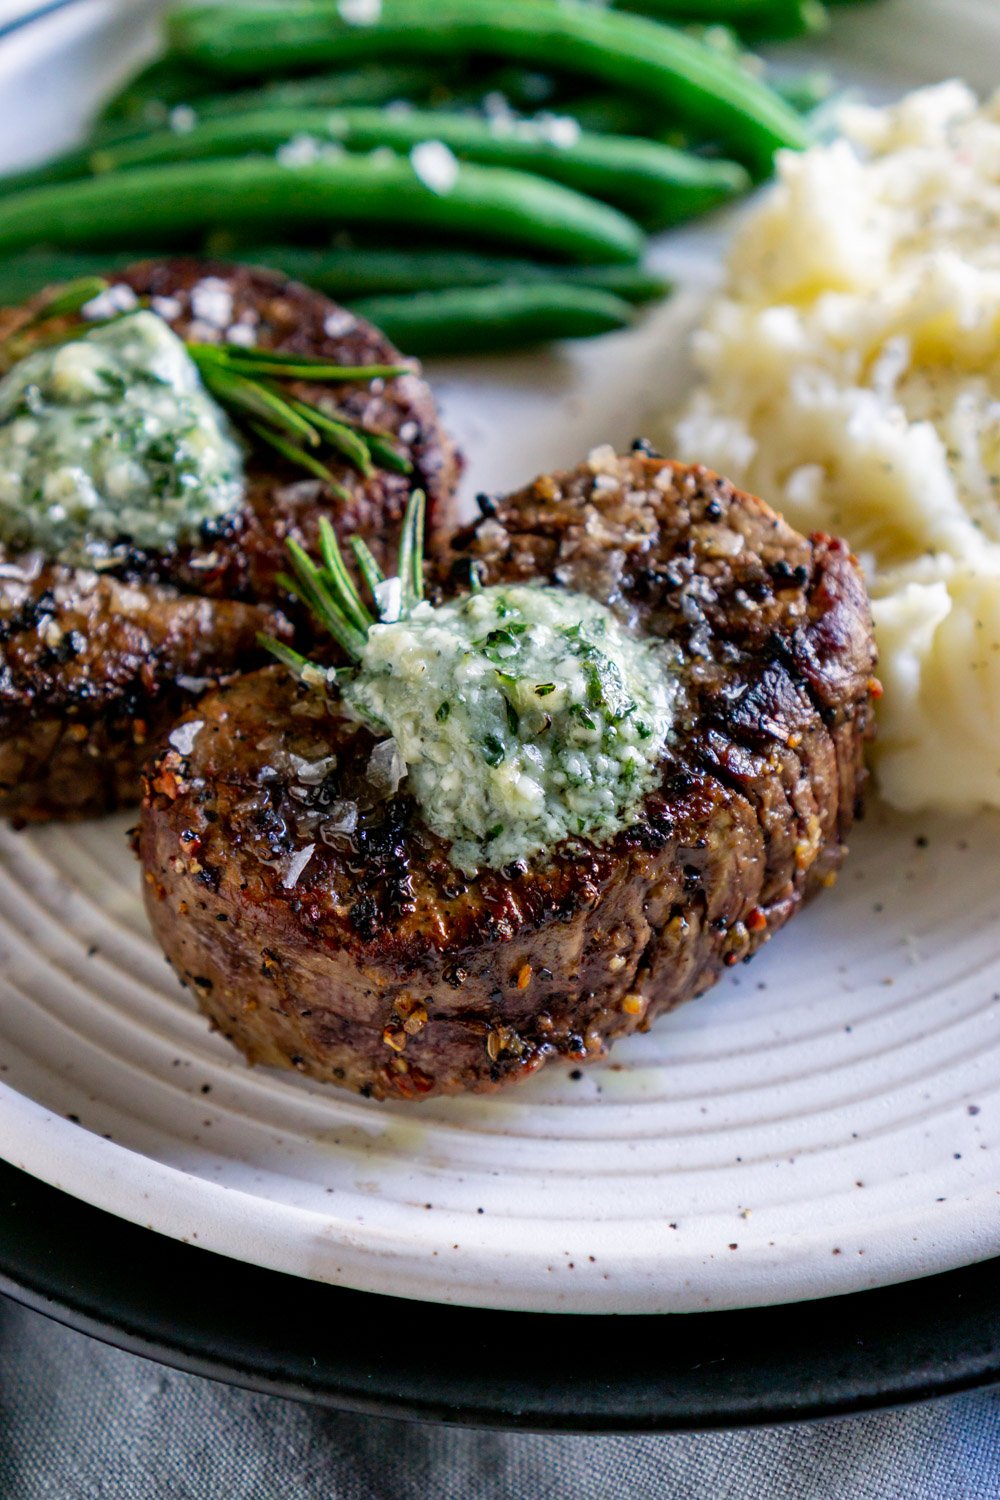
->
xmin=0 ymin=258 xmax=460 ymax=821
xmin=0 ymin=571 xmax=280 ymax=823
xmin=138 ymin=451 xmax=877 ymax=1100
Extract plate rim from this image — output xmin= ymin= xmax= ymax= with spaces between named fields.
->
xmin=2 ymin=1160 xmax=999 ymax=1431
xmin=4 ymin=1064 xmax=1000 ymax=1316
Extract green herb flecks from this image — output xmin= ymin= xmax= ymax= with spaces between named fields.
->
xmin=0 ymin=276 xmax=413 ymax=491
xmin=482 ymin=733 xmax=506 ymax=767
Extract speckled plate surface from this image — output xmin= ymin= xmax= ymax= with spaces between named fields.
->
xmin=0 ymin=0 xmax=999 ymax=1317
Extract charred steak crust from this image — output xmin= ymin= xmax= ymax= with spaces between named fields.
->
xmin=0 ymin=573 xmax=283 ymax=823
xmin=138 ymin=454 xmax=877 ymax=1100
xmin=0 ymin=258 xmax=461 ymax=822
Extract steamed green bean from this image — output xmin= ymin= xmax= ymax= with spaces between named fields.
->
xmin=348 ymin=283 xmax=636 ymax=355
xmin=0 ymin=156 xmax=644 ymax=265
xmin=75 ymin=107 xmax=747 ymax=230
xmin=615 ymin=0 xmax=828 ymax=43
xmin=0 ymin=66 xmax=492 ymax=199
xmin=98 ymin=56 xmax=227 ymax=125
xmin=167 ymin=0 xmax=811 ymax=177
xmin=253 ymin=249 xmax=672 ymax=302
xmin=0 ymin=248 xmax=670 ymax=309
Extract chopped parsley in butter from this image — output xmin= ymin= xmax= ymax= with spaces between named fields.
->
xmin=0 ymin=310 xmax=244 ymax=563
xmin=343 ymin=582 xmax=676 ymax=873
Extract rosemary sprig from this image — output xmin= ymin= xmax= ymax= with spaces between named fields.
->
xmin=194 ymin=359 xmax=320 ymax=445
xmin=260 ymin=488 xmax=426 ymax=684
xmin=278 ymin=542 xmax=367 ymax=659
xmin=348 ymin=535 xmax=386 ymax=598
xmin=187 ymin=344 xmax=408 ymax=382
xmin=361 ymin=430 xmax=412 ymax=476
xmin=303 ymin=402 xmax=413 ymax=475
xmin=318 ymin=518 xmax=374 ymax=638
xmin=397 ymin=488 xmax=425 ymax=615
xmin=257 ymin=634 xmax=355 ymax=692
xmin=286 ymin=397 xmax=372 ymax=476
xmin=0 ymin=277 xmax=117 ymax=366
xmin=18 ymin=276 xmax=109 ymax=331
xmin=249 ymin=422 xmax=350 ymax=501
xmin=0 ymin=276 xmax=412 ymax=492
xmin=186 ymin=341 xmax=408 ymax=489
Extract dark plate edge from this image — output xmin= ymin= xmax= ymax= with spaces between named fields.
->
xmin=3 ymin=1156 xmax=1000 ymax=1435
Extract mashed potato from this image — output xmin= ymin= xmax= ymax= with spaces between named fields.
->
xmin=673 ymin=82 xmax=1000 ymax=811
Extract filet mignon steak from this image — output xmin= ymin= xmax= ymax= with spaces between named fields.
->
xmin=0 ymin=258 xmax=460 ymax=821
xmin=138 ymin=450 xmax=877 ymax=1100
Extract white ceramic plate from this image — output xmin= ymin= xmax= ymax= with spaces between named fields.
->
xmin=1 ymin=0 xmax=999 ymax=1316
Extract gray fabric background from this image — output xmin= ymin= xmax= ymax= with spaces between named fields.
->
xmin=0 ymin=1296 xmax=997 ymax=1499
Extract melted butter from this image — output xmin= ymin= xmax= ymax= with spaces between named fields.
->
xmin=343 ymin=582 xmax=677 ymax=874
xmin=0 ymin=310 xmax=244 ymax=563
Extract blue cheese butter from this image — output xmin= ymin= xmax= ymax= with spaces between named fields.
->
xmin=343 ymin=582 xmax=676 ymax=873
xmin=0 ymin=310 xmax=244 ymax=563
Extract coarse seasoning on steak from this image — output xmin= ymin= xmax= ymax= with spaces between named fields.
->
xmin=138 ymin=450 xmax=878 ymax=1101
xmin=0 ymin=258 xmax=460 ymax=822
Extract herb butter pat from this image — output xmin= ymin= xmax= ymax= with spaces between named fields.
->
xmin=343 ymin=582 xmax=676 ymax=873
xmin=0 ymin=310 xmax=244 ymax=562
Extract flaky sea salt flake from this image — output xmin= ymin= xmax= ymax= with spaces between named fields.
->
xmin=168 ymin=720 xmax=204 ymax=757
xmin=282 ymin=843 xmax=316 ymax=888
xmin=410 ymin=140 xmax=460 ymax=195
xmin=190 ymin=278 xmax=234 ymax=330
xmin=81 ymin=284 xmax=139 ymax=321
xmin=338 ymin=0 xmax=381 ymax=24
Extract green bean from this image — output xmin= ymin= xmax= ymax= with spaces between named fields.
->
xmin=167 ymin=0 xmax=811 ymax=177
xmin=95 ymin=55 xmax=545 ymax=145
xmin=78 ymin=107 xmax=747 ymax=230
xmin=97 ymin=61 xmax=569 ymax=143
xmin=91 ymin=74 xmax=658 ymax=190
xmin=553 ymin=92 xmax=658 ymax=137
xmin=0 ymin=116 xmax=193 ymax=203
xmin=330 ymin=64 xmax=572 ymax=118
xmin=0 ymin=65 xmax=476 ymax=201
xmin=0 ymin=142 xmax=118 ymax=201
xmin=347 ymin=283 xmax=636 ymax=355
xmin=129 ymin=72 xmax=659 ymax=141
xmin=0 ymin=156 xmax=644 ymax=265
xmin=0 ymin=247 xmax=669 ymax=309
xmin=99 ymin=63 xmax=461 ymax=137
xmin=0 ymin=252 xmax=137 ymax=304
xmin=0 ymin=246 xmax=650 ymax=307
xmin=198 ymin=63 xmax=454 ymax=116
xmin=244 ymin=87 xmax=686 ymax=150
xmin=759 ymin=2 xmax=830 ymax=40
xmin=727 ymin=1 xmax=828 ymax=41
xmin=615 ymin=0 xmax=828 ymax=43
xmin=245 ymin=249 xmax=672 ymax=302
xmin=98 ymin=56 xmax=226 ymax=125
xmin=143 ymin=62 xmax=568 ymax=123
